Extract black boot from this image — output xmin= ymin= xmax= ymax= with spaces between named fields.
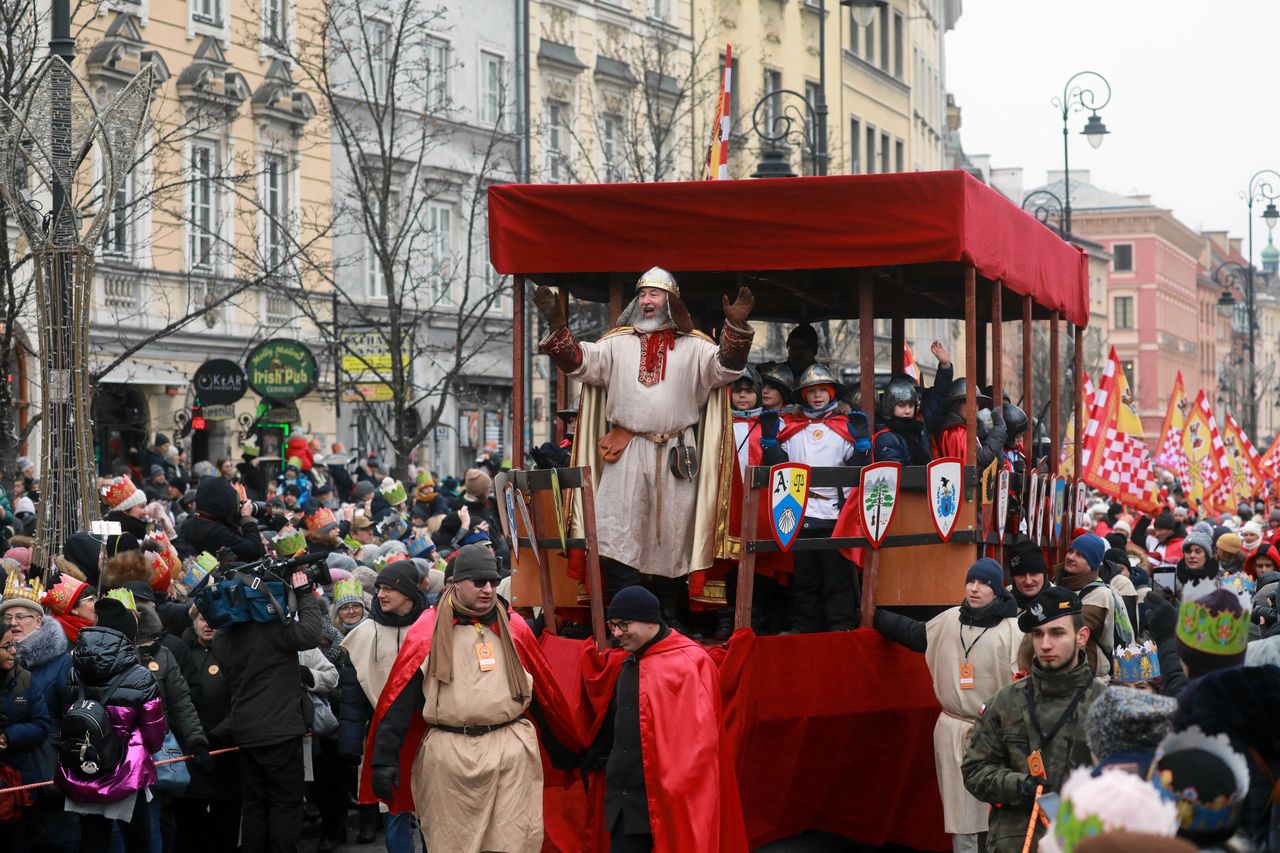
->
xmin=356 ymin=803 xmax=379 ymax=844
xmin=713 ymin=607 xmax=734 ymax=641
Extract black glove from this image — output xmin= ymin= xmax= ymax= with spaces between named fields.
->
xmin=1254 ymin=606 xmax=1278 ymax=628
xmin=1145 ymin=591 xmax=1177 ymax=644
xmin=371 ymin=765 xmax=399 ymax=801
xmin=191 ymin=745 xmax=214 ymax=773
xmin=298 ymin=665 xmax=315 ymax=689
xmin=1017 ymin=774 xmax=1042 ymax=800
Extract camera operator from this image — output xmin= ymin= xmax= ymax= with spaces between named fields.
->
xmin=178 ymin=476 xmax=265 ymax=562
xmin=212 ymin=566 xmax=324 ymax=853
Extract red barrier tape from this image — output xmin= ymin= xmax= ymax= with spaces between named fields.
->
xmin=0 ymin=746 xmax=241 ymax=795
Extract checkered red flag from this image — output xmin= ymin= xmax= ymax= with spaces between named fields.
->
xmin=1082 ymin=348 xmax=1159 ymax=513
xmin=1154 ymin=371 xmax=1189 ymax=490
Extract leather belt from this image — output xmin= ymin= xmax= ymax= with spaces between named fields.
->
xmin=432 ymin=718 xmax=520 ymax=737
xmin=631 ymin=425 xmax=696 ymax=544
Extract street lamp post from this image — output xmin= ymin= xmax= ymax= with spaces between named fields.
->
xmin=752 ymin=0 xmax=885 ymax=177
xmin=1215 ymin=261 xmax=1251 ymax=420
xmin=1021 ymin=189 xmax=1066 ymax=239
xmin=1051 ymin=71 xmax=1111 ymax=236
xmin=1241 ymin=171 xmax=1280 ymax=441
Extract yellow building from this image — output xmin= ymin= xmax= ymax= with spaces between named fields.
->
xmin=77 ymin=0 xmax=334 ymax=472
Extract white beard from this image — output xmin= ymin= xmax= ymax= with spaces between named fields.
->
xmin=633 ymin=305 xmax=671 ymax=333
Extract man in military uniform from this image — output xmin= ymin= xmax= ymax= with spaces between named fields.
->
xmin=960 ymin=587 xmax=1106 ymax=852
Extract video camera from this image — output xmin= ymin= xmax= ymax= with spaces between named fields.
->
xmin=192 ymin=551 xmax=332 ymax=629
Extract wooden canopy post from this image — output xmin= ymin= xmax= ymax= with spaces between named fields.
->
xmin=1023 ymin=296 xmax=1034 ymax=523
xmin=964 ymin=269 xmax=978 ymax=471
xmin=991 ymin=281 xmax=1004 ymax=560
xmin=513 ymin=274 xmax=526 ymax=467
xmin=1050 ymin=313 xmax=1061 ymax=474
xmin=580 ymin=472 xmax=607 ymax=650
xmin=609 ymin=273 xmax=626 ymax=325
xmin=859 ymin=273 xmax=878 ymax=627
xmin=891 ymin=284 xmax=905 ymax=375
xmin=1074 ymin=324 xmax=1085 ymax=489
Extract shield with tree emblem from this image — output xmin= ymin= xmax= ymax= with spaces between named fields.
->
xmin=859 ymin=461 xmax=901 ymax=549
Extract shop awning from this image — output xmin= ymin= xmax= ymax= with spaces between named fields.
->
xmin=488 ymin=170 xmax=1090 ymax=326
xmin=94 ymin=359 xmax=190 ymax=387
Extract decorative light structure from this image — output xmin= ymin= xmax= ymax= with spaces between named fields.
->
xmin=0 ymin=57 xmax=154 ymax=578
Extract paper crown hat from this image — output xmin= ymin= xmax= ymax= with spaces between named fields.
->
xmin=3 ymin=571 xmax=43 ymax=604
xmin=1113 ymin=640 xmax=1162 ymax=684
xmin=1176 ymin=579 xmax=1250 ymax=657
xmin=1151 ymin=726 xmax=1249 ymax=837
xmin=41 ymin=574 xmax=88 ymax=616
xmin=232 ymin=482 xmax=248 ymax=503
xmin=305 ymin=507 xmax=338 ymax=533
xmin=144 ymin=532 xmax=180 ymax=592
xmin=104 ymin=587 xmax=137 ymax=612
xmin=415 ymin=470 xmax=434 ymax=487
xmin=1042 ymin=766 xmax=1179 ymax=853
xmin=332 ymin=579 xmax=364 ymax=609
xmin=176 ymin=552 xmax=217 ymax=596
xmin=275 ymin=528 xmax=306 ymax=557
xmin=102 ymin=476 xmax=146 ymax=512
xmin=1217 ymin=571 xmax=1256 ymax=598
xmin=636 ymin=266 xmax=678 ymax=296
xmin=379 ymin=478 xmax=407 ymax=506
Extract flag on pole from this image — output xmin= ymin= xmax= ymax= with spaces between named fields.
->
xmin=1154 ymin=371 xmax=1190 ymax=491
xmin=1181 ymin=390 xmax=1227 ymax=509
xmin=1061 ymin=371 xmax=1095 ymax=477
xmin=1082 ymin=348 xmax=1160 ymax=512
xmin=703 ymin=45 xmax=733 ymax=181
xmin=1261 ymin=432 xmax=1280 ymax=481
xmin=1221 ymin=412 xmax=1264 ymax=505
xmin=903 ymin=342 xmax=919 ymax=382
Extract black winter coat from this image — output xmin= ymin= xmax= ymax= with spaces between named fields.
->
xmin=335 ymin=650 xmax=366 ymax=762
xmin=210 ymin=589 xmax=324 ymax=749
xmin=180 ymin=629 xmax=239 ymax=799
xmin=178 ymin=477 xmax=264 ymax=562
xmin=64 ymin=627 xmax=158 ymax=709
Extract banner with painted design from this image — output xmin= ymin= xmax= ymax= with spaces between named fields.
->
xmin=1221 ymin=412 xmax=1264 ymax=505
xmin=1154 ymin=371 xmax=1190 ymax=492
xmin=1180 ymin=389 xmax=1227 ymax=509
xmin=1081 ymin=347 xmax=1160 ymax=513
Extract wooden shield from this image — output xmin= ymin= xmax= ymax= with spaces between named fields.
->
xmin=927 ymin=457 xmax=964 ymax=543
xmin=996 ymin=468 xmax=1010 ymax=543
xmin=859 ymin=461 xmax=902 ymax=549
xmin=768 ymin=463 xmax=811 ymax=552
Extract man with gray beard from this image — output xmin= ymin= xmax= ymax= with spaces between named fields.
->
xmin=535 ymin=268 xmax=754 ymax=624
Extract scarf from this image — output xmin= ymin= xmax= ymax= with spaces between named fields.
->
xmin=1055 ymin=568 xmax=1100 ymax=591
xmin=1011 ymin=582 xmax=1046 ymax=611
xmin=1176 ymin=557 xmax=1218 ymax=588
xmin=55 ymin=612 xmax=95 ymax=644
xmin=732 ymin=407 xmax=763 ymax=419
xmin=638 ymin=329 xmax=676 ymax=387
xmin=424 ymin=587 xmax=527 ymax=702
xmin=801 ymin=400 xmax=838 ymax=419
xmin=959 ymin=594 xmax=1018 ymax=627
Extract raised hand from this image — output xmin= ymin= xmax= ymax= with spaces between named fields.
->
xmin=930 ymin=340 xmax=951 ymax=369
xmin=533 ymin=285 xmax=566 ymax=328
xmin=722 ymin=286 xmax=755 ymax=326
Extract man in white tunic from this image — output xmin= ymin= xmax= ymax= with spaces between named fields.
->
xmin=873 ymin=558 xmax=1023 ymax=853
xmin=535 ymin=269 xmax=754 ymax=621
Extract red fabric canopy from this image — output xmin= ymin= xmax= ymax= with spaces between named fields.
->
xmin=488 ymin=171 xmax=1089 ymax=326
xmin=538 ymin=629 xmax=949 ymax=852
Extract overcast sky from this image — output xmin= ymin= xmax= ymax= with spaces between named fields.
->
xmin=946 ymin=0 xmax=1280 ymax=265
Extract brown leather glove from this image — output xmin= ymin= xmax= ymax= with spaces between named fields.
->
xmin=533 ymin=285 xmax=567 ymax=329
xmin=722 ymin=286 xmax=755 ymax=327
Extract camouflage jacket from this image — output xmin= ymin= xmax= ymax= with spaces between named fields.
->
xmin=960 ymin=653 xmax=1105 ymax=852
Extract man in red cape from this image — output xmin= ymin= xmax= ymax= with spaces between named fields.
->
xmin=361 ymin=546 xmax=585 ymax=851
xmin=574 ymin=586 xmax=748 ymax=852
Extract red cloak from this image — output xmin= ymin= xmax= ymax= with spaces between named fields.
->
xmin=571 ymin=630 xmax=748 ymax=853
xmin=359 ymin=606 xmax=586 ymax=814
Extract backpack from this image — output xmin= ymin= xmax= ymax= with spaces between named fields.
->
xmin=1083 ymin=580 xmax=1136 ymax=657
xmin=59 ymin=671 xmax=129 ymax=780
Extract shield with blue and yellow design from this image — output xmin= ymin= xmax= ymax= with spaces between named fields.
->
xmin=768 ymin=463 xmax=811 ymax=552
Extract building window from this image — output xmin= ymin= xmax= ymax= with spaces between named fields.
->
xmin=864 ymin=13 xmax=875 ymax=60
xmin=893 ymin=12 xmax=904 ymax=78
xmin=189 ymin=141 xmax=218 ymax=273
xmin=849 ymin=12 xmax=862 ymax=56
xmin=102 ymin=170 xmax=133 ymax=259
xmin=192 ymin=0 xmax=221 ymax=26
xmin=850 ymin=117 xmax=861 ymax=173
xmin=262 ymin=153 xmax=287 ymax=272
xmin=865 ymin=124 xmax=876 ymax=173
xmin=366 ymin=242 xmax=386 ymax=299
xmin=651 ymin=0 xmax=671 ymax=22
xmin=1114 ymin=296 xmax=1134 ymax=329
xmin=763 ymin=69 xmax=782 ymax=136
xmin=602 ymin=114 xmax=625 ymax=182
xmin=366 ymin=188 xmax=400 ymax=300
xmin=367 ymin=21 xmax=389 ymax=100
xmin=262 ymin=0 xmax=284 ymax=44
xmin=804 ymin=81 xmax=820 ymax=153
xmin=547 ymin=100 xmax=568 ymax=182
xmin=480 ymin=51 xmax=503 ymax=126
xmin=425 ymin=37 xmax=449 ymax=111
xmin=879 ymin=5 xmax=890 ymax=71
xmin=894 ymin=139 xmax=904 ymax=173
xmin=1113 ymin=243 xmax=1134 ymax=272
xmin=879 ymin=130 xmax=890 ymax=173
xmin=428 ymin=204 xmax=453 ymax=302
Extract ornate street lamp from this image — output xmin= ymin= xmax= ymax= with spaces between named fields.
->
xmin=1051 ymin=71 xmax=1112 ymax=235
xmin=1021 ymin=189 xmax=1066 ymax=239
xmin=1238 ymin=170 xmax=1280 ymax=440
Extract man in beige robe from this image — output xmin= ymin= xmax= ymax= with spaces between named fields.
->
xmin=873 ymin=558 xmax=1023 ymax=853
xmin=535 ymin=268 xmax=754 ymax=621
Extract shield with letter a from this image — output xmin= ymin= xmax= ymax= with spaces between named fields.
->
xmin=768 ymin=463 xmax=810 ymax=552
xmin=927 ymin=457 xmax=963 ymax=542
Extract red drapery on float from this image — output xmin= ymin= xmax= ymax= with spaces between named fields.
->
xmin=489 ymin=171 xmax=1088 ymax=327
xmin=539 ymin=629 xmax=950 ymax=852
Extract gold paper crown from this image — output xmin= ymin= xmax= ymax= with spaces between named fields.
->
xmin=305 ymin=508 xmax=338 ymax=532
xmin=105 ymin=587 xmax=137 ymax=612
xmin=41 ymin=574 xmax=88 ymax=615
xmin=3 ymin=571 xmax=44 ymax=604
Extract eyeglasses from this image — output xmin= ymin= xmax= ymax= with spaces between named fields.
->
xmin=606 ymin=619 xmax=632 ymax=633
xmin=2 ymin=612 xmax=37 ymax=625
xmin=0 ymin=642 xmax=13 ymax=651
xmin=463 ymin=578 xmax=495 ymax=590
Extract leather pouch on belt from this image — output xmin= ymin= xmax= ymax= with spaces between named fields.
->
xmin=598 ymin=427 xmax=635 ymax=464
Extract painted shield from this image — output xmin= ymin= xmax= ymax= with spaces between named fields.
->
xmin=502 ymin=480 xmax=519 ymax=567
xmin=1035 ymin=474 xmax=1049 ymax=544
xmin=1051 ymin=476 xmax=1067 ymax=544
xmin=860 ymin=461 xmax=902 ymax=549
xmin=1027 ymin=473 xmax=1041 ymax=543
xmin=512 ymin=488 xmax=542 ymax=573
xmin=927 ymin=457 xmax=963 ymax=543
xmin=996 ymin=468 xmax=1010 ymax=542
xmin=1074 ymin=480 xmax=1088 ymax=531
xmin=768 ymin=463 xmax=811 ymax=552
